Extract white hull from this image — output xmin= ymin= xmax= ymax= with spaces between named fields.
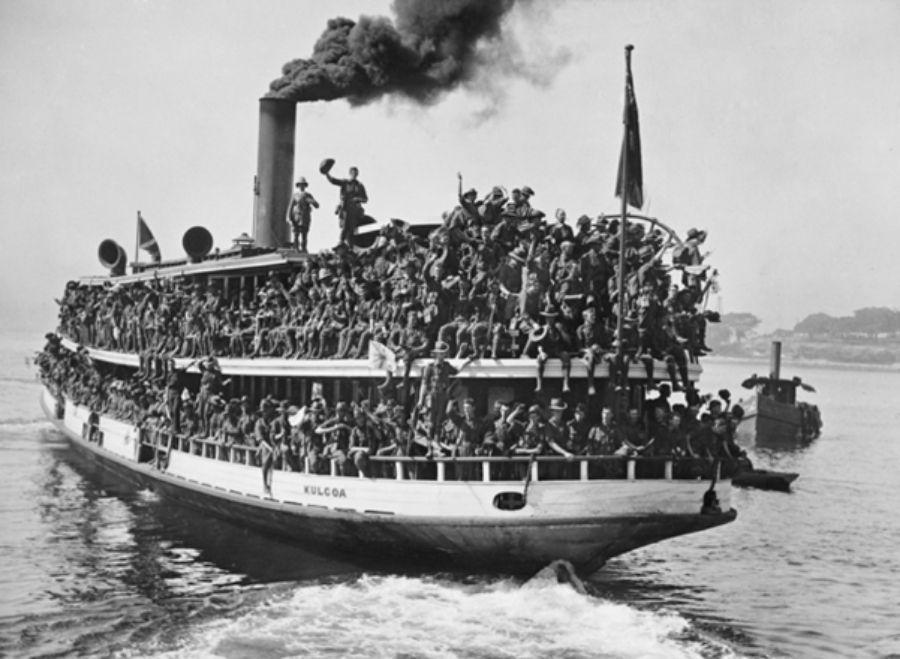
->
xmin=42 ymin=387 xmax=735 ymax=574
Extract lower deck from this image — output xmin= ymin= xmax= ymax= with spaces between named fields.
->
xmin=42 ymin=387 xmax=737 ymax=573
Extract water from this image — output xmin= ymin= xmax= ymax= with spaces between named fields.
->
xmin=2 ymin=328 xmax=899 ymax=658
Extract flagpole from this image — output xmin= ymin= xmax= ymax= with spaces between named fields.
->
xmin=614 ymin=45 xmax=633 ymax=414
xmin=135 ymin=210 xmax=141 ymax=269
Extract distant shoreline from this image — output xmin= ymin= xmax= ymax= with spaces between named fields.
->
xmin=703 ymin=354 xmax=900 ymax=373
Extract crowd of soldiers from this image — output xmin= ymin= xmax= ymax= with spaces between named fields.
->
xmin=37 ymin=331 xmax=749 ymax=485
xmin=55 ymin=177 xmax=718 ymax=405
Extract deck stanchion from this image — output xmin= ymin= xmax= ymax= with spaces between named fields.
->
xmin=395 ymin=461 xmax=404 ymax=480
xmin=304 ymin=456 xmax=310 ymax=474
xmin=627 ymin=460 xmax=636 ymax=480
xmin=664 ymin=460 xmax=673 ymax=480
xmin=580 ymin=459 xmax=589 ymax=481
xmin=436 ymin=461 xmax=445 ymax=482
xmin=330 ymin=459 xmax=337 ymax=477
xmin=482 ymin=461 xmax=491 ymax=483
xmin=531 ymin=460 xmax=539 ymax=483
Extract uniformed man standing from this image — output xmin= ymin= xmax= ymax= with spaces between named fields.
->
xmin=418 ymin=342 xmax=458 ymax=440
xmin=254 ymin=399 xmax=276 ymax=495
xmin=164 ymin=357 xmax=182 ymax=431
xmin=286 ymin=177 xmax=319 ymax=252
xmin=321 ymin=161 xmax=368 ymax=246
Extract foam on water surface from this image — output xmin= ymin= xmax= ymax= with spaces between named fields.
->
xmin=142 ymin=574 xmax=738 ymax=659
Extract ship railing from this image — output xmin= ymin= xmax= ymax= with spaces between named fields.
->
xmin=140 ymin=428 xmax=726 ymax=482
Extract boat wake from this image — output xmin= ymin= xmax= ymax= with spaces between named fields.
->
xmin=0 ymin=416 xmax=51 ymax=429
xmin=522 ymin=559 xmax=589 ymax=595
xmin=133 ymin=572 xmax=742 ymax=658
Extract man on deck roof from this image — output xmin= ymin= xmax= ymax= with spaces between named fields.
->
xmin=321 ymin=161 xmax=368 ymax=246
xmin=286 ymin=177 xmax=319 ymax=252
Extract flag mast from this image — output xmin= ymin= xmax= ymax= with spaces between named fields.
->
xmin=614 ymin=45 xmax=634 ymax=410
xmin=134 ymin=210 xmax=141 ymax=269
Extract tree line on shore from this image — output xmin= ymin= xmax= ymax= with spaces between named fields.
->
xmin=707 ymin=307 xmax=900 ymax=365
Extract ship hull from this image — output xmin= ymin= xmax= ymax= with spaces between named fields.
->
xmin=41 ymin=388 xmax=736 ymax=575
xmin=735 ymin=392 xmax=815 ymax=448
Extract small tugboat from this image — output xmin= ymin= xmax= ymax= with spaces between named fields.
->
xmin=735 ymin=341 xmax=822 ymax=448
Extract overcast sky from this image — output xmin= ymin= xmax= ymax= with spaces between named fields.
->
xmin=1 ymin=0 xmax=898 ymax=332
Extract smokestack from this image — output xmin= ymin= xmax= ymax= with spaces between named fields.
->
xmin=254 ymin=98 xmax=295 ymax=248
xmin=769 ymin=341 xmax=782 ymax=381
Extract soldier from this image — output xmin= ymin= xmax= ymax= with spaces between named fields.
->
xmin=220 ymin=399 xmax=244 ymax=457
xmin=548 ymin=209 xmax=575 ymax=245
xmin=238 ymin=396 xmax=256 ymax=447
xmin=453 ymin=172 xmax=483 ymax=227
xmin=523 ymin=307 xmax=572 ymax=393
xmin=254 ymin=399 xmax=276 ymax=495
xmin=620 ymin=407 xmax=651 ymax=455
xmin=490 ymin=401 xmax=524 ymax=467
xmin=565 ymin=402 xmax=590 ymax=455
xmin=437 ymin=312 xmax=468 ymax=358
xmin=316 ymin=401 xmax=354 ymax=476
xmin=648 ymin=405 xmax=674 ymax=457
xmin=545 ymin=398 xmax=576 ymax=480
xmin=514 ymin=405 xmax=547 ymax=457
xmin=322 ymin=161 xmax=368 ymax=246
xmin=270 ymin=401 xmax=294 ymax=470
xmin=514 ymin=403 xmax=566 ymax=477
xmin=197 ymin=357 xmax=226 ymax=435
xmin=584 ymin=408 xmax=623 ymax=475
xmin=675 ymin=228 xmax=709 ymax=291
xmin=299 ymin=399 xmax=327 ymax=473
xmin=480 ymin=186 xmax=508 ymax=226
xmin=206 ymin=395 xmax=226 ymax=441
xmin=286 ymin=177 xmax=319 ymax=252
xmin=444 ymin=397 xmax=485 ymax=480
xmin=164 ymin=357 xmax=183 ymax=431
xmin=490 ymin=206 xmax=521 ymax=251
xmin=179 ymin=400 xmax=201 ymax=441
xmin=348 ymin=406 xmax=380 ymax=477
xmin=510 ymin=188 xmax=529 ymax=216
xmin=418 ymin=341 xmax=459 ymax=440
xmin=386 ymin=309 xmax=430 ymax=403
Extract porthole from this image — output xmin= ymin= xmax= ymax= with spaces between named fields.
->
xmin=493 ymin=492 xmax=526 ymax=510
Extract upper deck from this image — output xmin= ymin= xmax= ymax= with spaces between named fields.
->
xmin=58 ymin=335 xmax=702 ymax=382
xmin=80 ymin=247 xmax=305 ymax=287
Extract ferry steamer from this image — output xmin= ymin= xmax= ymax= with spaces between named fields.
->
xmin=40 ymin=75 xmax=736 ymax=575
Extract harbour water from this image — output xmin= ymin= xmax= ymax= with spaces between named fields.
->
xmin=1 ymin=328 xmax=898 ymax=658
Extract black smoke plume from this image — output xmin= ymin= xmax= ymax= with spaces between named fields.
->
xmin=267 ymin=0 xmax=560 ymax=106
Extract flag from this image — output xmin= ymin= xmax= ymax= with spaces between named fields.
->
xmin=137 ymin=212 xmax=161 ymax=262
xmin=615 ymin=48 xmax=643 ymax=210
xmin=368 ymin=340 xmax=397 ymax=373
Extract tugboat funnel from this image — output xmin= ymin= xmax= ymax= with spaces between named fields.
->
xmin=769 ymin=341 xmax=782 ymax=381
xmin=98 ymin=239 xmax=127 ymax=276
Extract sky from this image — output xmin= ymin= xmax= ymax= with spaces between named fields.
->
xmin=1 ymin=0 xmax=898 ymax=333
